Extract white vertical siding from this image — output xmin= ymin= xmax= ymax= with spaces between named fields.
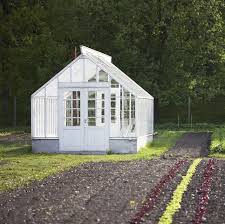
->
xmin=32 ymin=97 xmax=58 ymax=138
xmin=136 ymin=98 xmax=154 ymax=137
xmin=46 ymin=97 xmax=58 ymax=137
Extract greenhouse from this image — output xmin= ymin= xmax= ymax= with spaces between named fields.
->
xmin=31 ymin=46 xmax=154 ymax=153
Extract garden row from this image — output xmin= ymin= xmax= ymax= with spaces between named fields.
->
xmin=130 ymin=159 xmax=225 ymax=224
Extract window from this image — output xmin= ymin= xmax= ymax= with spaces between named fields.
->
xmin=123 ymin=89 xmax=130 ymax=127
xmin=131 ymin=94 xmax=135 ymax=132
xmin=111 ymin=79 xmax=119 ymax=88
xmin=88 ymin=91 xmax=105 ymax=126
xmin=64 ymin=91 xmax=80 ymax=126
xmin=85 ymin=59 xmax=97 ymax=82
xmin=88 ymin=74 xmax=97 ymax=82
xmin=111 ymin=94 xmax=116 ymax=123
xmin=99 ymin=70 xmax=108 ymax=82
xmin=119 ymin=88 xmax=136 ymax=133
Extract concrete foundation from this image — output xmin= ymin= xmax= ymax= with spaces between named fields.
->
xmin=32 ymin=135 xmax=153 ymax=154
xmin=32 ymin=139 xmax=59 ymax=153
xmin=109 ymin=138 xmax=137 ymax=154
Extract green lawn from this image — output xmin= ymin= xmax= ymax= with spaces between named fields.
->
xmin=0 ymin=126 xmax=30 ymax=137
xmin=0 ymin=130 xmax=183 ymax=192
xmin=210 ymin=127 xmax=225 ymax=158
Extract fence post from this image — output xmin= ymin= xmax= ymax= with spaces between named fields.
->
xmin=13 ymin=96 xmax=17 ymax=127
xmin=188 ymin=96 xmax=191 ymax=125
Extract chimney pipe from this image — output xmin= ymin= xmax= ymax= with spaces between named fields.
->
xmin=74 ymin=46 xmax=77 ymax=59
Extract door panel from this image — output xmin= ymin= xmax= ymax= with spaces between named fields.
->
xmin=85 ymin=89 xmax=108 ymax=151
xmin=59 ymin=87 xmax=109 ymax=152
xmin=60 ymin=89 xmax=84 ymax=151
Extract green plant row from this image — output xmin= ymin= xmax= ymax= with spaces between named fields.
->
xmin=158 ymin=158 xmax=202 ymax=224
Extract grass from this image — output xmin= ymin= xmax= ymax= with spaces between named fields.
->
xmin=210 ymin=127 xmax=225 ymax=158
xmin=0 ymin=130 xmax=183 ymax=192
xmin=0 ymin=126 xmax=30 ymax=137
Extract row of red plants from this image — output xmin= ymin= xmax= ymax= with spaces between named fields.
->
xmin=192 ymin=159 xmax=216 ymax=224
xmin=130 ymin=160 xmax=187 ymax=224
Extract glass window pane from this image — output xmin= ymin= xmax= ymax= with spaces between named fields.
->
xmin=99 ymin=70 xmax=108 ymax=82
xmin=88 ymin=118 xmax=96 ymax=126
xmin=85 ymin=58 xmax=97 ymax=82
xmin=101 ymin=100 xmax=105 ymax=108
xmin=66 ymin=100 xmax=72 ymax=109
xmin=88 ymin=109 xmax=96 ymax=117
xmin=73 ymin=109 xmax=80 ymax=117
xmin=72 ymin=100 xmax=80 ymax=109
xmin=131 ymin=99 xmax=135 ymax=110
xmin=66 ymin=109 xmax=72 ymax=117
xmin=72 ymin=91 xmax=80 ymax=100
xmin=65 ymin=91 xmax=80 ymax=126
xmin=111 ymin=116 xmax=116 ymax=123
xmin=88 ymin=100 xmax=95 ymax=108
xmin=111 ymin=93 xmax=116 ymax=100
xmin=64 ymin=91 xmax=72 ymax=100
xmin=65 ymin=118 xmax=72 ymax=126
xmin=124 ymin=99 xmax=130 ymax=110
xmin=88 ymin=91 xmax=96 ymax=99
xmin=88 ymin=74 xmax=96 ymax=82
xmin=111 ymin=109 xmax=116 ymax=116
xmin=131 ymin=110 xmax=135 ymax=118
xmin=111 ymin=101 xmax=116 ymax=108
xmin=124 ymin=89 xmax=130 ymax=98
xmin=73 ymin=118 xmax=80 ymax=126
xmin=111 ymin=79 xmax=119 ymax=88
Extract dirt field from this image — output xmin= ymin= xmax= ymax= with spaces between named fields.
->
xmin=0 ymin=159 xmax=180 ymax=224
xmin=1 ymin=132 xmax=225 ymax=224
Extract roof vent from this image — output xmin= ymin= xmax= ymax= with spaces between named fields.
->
xmin=80 ymin=45 xmax=112 ymax=63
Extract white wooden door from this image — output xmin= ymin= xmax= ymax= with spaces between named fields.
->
xmin=59 ymin=87 xmax=109 ymax=152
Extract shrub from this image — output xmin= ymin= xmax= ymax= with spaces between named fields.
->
xmin=211 ymin=128 xmax=225 ymax=153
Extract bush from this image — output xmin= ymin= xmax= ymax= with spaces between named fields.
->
xmin=211 ymin=128 xmax=225 ymax=153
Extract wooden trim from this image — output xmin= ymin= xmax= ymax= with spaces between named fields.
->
xmin=58 ymin=82 xmax=110 ymax=88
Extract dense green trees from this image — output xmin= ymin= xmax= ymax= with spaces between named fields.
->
xmin=0 ymin=0 xmax=225 ymax=125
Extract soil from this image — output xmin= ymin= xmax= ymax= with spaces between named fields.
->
xmin=163 ymin=132 xmax=211 ymax=158
xmin=205 ymin=160 xmax=225 ymax=224
xmin=139 ymin=160 xmax=191 ymax=223
xmin=0 ymin=159 xmax=179 ymax=224
xmin=1 ymin=132 xmax=224 ymax=224
xmin=173 ymin=160 xmax=208 ymax=223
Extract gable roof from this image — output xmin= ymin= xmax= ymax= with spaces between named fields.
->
xmin=32 ymin=46 xmax=153 ymax=100
xmin=82 ymin=46 xmax=153 ymax=99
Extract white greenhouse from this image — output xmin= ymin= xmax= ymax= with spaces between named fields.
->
xmin=31 ymin=46 xmax=154 ymax=154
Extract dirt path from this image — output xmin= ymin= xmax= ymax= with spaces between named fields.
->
xmin=163 ymin=132 xmax=211 ymax=158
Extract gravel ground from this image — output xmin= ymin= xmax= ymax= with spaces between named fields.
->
xmin=0 ymin=159 xmax=178 ymax=224
xmin=164 ymin=132 xmax=211 ymax=158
